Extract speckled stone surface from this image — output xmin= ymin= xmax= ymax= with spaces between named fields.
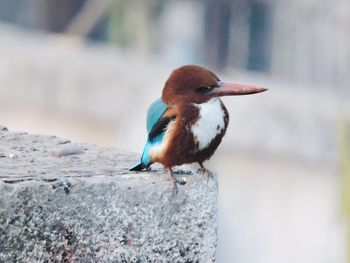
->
xmin=0 ymin=127 xmax=218 ymax=262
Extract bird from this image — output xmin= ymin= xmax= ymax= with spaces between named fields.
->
xmin=130 ymin=65 xmax=267 ymax=193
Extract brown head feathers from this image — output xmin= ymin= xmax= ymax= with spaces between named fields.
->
xmin=162 ymin=65 xmax=220 ymax=105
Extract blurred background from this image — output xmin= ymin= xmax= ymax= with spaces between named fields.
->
xmin=0 ymin=0 xmax=349 ymax=262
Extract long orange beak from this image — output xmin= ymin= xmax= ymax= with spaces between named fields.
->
xmin=213 ymin=82 xmax=267 ymax=96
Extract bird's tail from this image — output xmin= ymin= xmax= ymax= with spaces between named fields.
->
xmin=130 ymin=142 xmax=153 ymax=171
xmin=129 ymin=162 xmax=147 ymax=171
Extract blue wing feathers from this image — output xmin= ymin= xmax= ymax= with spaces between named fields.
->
xmin=140 ymin=133 xmax=165 ymax=165
xmin=129 ymin=98 xmax=168 ymax=171
xmin=146 ymin=98 xmax=168 ymax=133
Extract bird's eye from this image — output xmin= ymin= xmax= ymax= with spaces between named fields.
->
xmin=195 ymin=82 xmax=220 ymax=93
xmin=195 ymin=86 xmax=211 ymax=93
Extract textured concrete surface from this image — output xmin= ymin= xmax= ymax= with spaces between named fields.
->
xmin=0 ymin=127 xmax=218 ymax=262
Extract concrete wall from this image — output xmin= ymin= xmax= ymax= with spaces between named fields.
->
xmin=0 ymin=127 xmax=218 ymax=262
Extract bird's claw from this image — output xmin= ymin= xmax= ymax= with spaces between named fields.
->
xmin=172 ymin=182 xmax=179 ymax=195
xmin=197 ymin=167 xmax=214 ymax=181
xmin=171 ymin=177 xmax=187 ymax=195
xmin=168 ymin=168 xmax=188 ymax=195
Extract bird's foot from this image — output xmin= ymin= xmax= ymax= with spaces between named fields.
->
xmin=170 ymin=177 xmax=187 ymax=194
xmin=172 ymin=181 xmax=179 ymax=195
xmin=168 ymin=168 xmax=187 ymax=195
xmin=197 ymin=167 xmax=214 ymax=181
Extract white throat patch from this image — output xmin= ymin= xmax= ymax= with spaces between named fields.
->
xmin=191 ymin=98 xmax=225 ymax=151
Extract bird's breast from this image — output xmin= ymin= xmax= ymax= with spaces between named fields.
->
xmin=191 ymin=98 xmax=228 ymax=151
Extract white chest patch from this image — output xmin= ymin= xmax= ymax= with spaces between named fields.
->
xmin=191 ymin=98 xmax=226 ymax=151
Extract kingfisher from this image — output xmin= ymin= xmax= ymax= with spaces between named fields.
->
xmin=130 ymin=65 xmax=267 ymax=192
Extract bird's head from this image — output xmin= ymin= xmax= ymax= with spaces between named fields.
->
xmin=162 ymin=65 xmax=267 ymax=105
